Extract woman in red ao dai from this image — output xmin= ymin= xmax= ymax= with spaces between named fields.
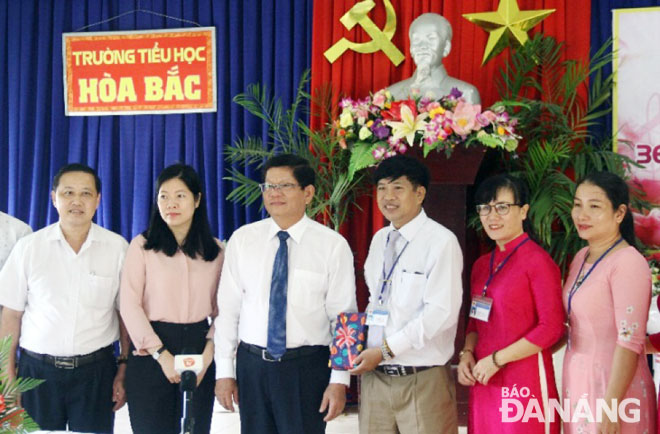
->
xmin=458 ymin=174 xmax=564 ymax=433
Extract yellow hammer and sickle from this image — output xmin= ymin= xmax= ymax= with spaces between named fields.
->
xmin=324 ymin=0 xmax=405 ymax=66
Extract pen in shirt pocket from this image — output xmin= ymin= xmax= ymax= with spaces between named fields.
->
xmin=402 ymin=269 xmax=424 ymax=275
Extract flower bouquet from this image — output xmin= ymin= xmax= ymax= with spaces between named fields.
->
xmin=334 ymin=88 xmax=520 ymax=180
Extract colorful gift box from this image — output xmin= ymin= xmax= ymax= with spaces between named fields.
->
xmin=329 ymin=312 xmax=367 ymax=370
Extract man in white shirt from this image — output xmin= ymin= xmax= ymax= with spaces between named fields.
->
xmin=0 ymin=163 xmax=129 ymax=434
xmin=351 ymin=155 xmax=463 ymax=433
xmin=0 ymin=211 xmax=32 ymax=270
xmin=214 ymin=154 xmax=357 ymax=434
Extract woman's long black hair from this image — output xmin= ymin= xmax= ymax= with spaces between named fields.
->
xmin=143 ymin=164 xmax=220 ymax=261
xmin=577 ymin=171 xmax=637 ymax=250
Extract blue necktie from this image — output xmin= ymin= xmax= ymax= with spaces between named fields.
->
xmin=267 ymin=231 xmax=290 ymax=359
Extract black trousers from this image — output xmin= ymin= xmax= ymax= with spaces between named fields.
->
xmin=125 ymin=320 xmax=215 ymax=434
xmin=236 ymin=342 xmax=331 ymax=434
xmin=18 ymin=347 xmax=117 ymax=433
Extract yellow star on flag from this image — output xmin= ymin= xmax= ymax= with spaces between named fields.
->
xmin=463 ymin=0 xmax=554 ymax=65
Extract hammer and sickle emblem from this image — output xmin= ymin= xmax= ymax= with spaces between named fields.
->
xmin=324 ymin=0 xmax=405 ymax=66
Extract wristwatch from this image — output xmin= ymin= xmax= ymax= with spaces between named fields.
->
xmin=151 ymin=346 xmax=167 ymax=361
xmin=458 ymin=348 xmax=473 ymax=359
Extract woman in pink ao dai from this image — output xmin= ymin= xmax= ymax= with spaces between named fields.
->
xmin=563 ymin=172 xmax=656 ymax=434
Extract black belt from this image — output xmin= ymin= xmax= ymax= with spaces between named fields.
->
xmin=239 ymin=342 xmax=324 ymax=362
xmin=376 ymin=365 xmax=435 ymax=376
xmin=21 ymin=345 xmax=114 ymax=370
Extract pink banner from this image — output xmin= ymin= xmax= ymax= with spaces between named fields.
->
xmin=613 ymin=8 xmax=660 ymax=251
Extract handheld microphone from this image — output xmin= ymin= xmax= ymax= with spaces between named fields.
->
xmin=176 ymin=351 xmax=203 ymax=434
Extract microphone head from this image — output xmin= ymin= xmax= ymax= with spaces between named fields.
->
xmin=180 ymin=370 xmax=197 ymax=392
xmin=174 ymin=354 xmax=203 ymax=375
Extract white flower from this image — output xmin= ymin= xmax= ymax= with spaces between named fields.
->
xmin=619 ymin=325 xmax=633 ymax=342
xmin=339 ymin=109 xmax=354 ymax=128
xmin=626 ymin=305 xmax=634 ymax=314
xmin=358 ymin=126 xmax=372 ymax=140
xmin=386 ymin=105 xmax=428 ymax=146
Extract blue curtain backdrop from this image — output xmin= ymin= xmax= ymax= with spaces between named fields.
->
xmin=0 ymin=0 xmax=312 ymax=241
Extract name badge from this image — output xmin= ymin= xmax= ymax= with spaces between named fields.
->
xmin=366 ymin=308 xmax=389 ymax=327
xmin=469 ymin=296 xmax=493 ymax=322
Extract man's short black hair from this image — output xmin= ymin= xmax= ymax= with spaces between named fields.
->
xmin=373 ymin=155 xmax=430 ymax=189
xmin=262 ymin=154 xmax=315 ymax=188
xmin=52 ymin=163 xmax=101 ymax=193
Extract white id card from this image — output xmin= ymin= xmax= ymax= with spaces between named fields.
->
xmin=469 ymin=296 xmax=493 ymax=322
xmin=366 ymin=308 xmax=389 ymax=327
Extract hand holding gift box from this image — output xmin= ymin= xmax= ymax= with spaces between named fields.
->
xmin=330 ymin=312 xmax=367 ymax=370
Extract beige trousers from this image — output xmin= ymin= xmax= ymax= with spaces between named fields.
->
xmin=359 ymin=365 xmax=458 ymax=434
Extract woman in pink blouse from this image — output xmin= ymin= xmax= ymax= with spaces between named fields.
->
xmin=458 ymin=174 xmax=564 ymax=433
xmin=563 ymin=172 xmax=655 ymax=433
xmin=120 ymin=164 xmax=223 ymax=434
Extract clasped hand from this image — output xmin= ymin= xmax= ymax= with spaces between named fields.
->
xmin=457 ymin=352 xmax=500 ymax=386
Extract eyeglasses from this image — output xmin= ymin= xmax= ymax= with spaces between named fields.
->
xmin=476 ymin=203 xmax=522 ymax=216
xmin=258 ymin=182 xmax=300 ymax=193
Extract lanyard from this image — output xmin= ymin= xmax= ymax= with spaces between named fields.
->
xmin=567 ymin=238 xmax=624 ymax=317
xmin=481 ymin=237 xmax=530 ymax=297
xmin=378 ymin=234 xmax=410 ymax=305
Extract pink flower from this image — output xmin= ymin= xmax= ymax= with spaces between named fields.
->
xmin=476 ymin=110 xmax=497 ymax=127
xmin=339 ymin=98 xmax=353 ymax=109
xmin=387 ymin=135 xmax=400 ymax=146
xmin=419 ymin=96 xmax=432 ymax=108
xmin=451 ymin=101 xmax=482 ymax=136
xmin=356 ymin=108 xmax=369 ymax=121
xmin=496 ymin=111 xmax=510 ymax=123
xmin=424 ymin=101 xmax=441 ymax=113
xmin=634 ymin=177 xmax=660 ymax=205
xmin=481 ymin=110 xmax=498 ymax=122
xmin=475 ymin=113 xmax=489 ymax=127
xmin=372 ymin=146 xmax=386 ymax=160
xmin=372 ymin=92 xmax=387 ymax=108
xmin=634 ymin=209 xmax=660 ymax=247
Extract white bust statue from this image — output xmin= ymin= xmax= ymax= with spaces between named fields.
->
xmin=388 ymin=13 xmax=481 ymax=104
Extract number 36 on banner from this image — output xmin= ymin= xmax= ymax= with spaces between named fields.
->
xmin=635 ymin=144 xmax=660 ymax=164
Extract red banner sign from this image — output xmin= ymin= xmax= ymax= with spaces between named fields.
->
xmin=63 ymin=27 xmax=216 ymax=116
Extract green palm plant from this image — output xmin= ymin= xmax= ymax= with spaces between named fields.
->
xmin=0 ymin=336 xmax=44 ymax=432
xmin=491 ymin=34 xmax=646 ymax=273
xmin=224 ymin=70 xmax=369 ymax=231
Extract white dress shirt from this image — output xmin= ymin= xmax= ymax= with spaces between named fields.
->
xmin=0 ymin=212 xmax=32 ymax=271
xmin=214 ymin=215 xmax=357 ymax=385
xmin=0 ymin=222 xmax=128 ymax=356
xmin=364 ymin=209 xmax=463 ymax=366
